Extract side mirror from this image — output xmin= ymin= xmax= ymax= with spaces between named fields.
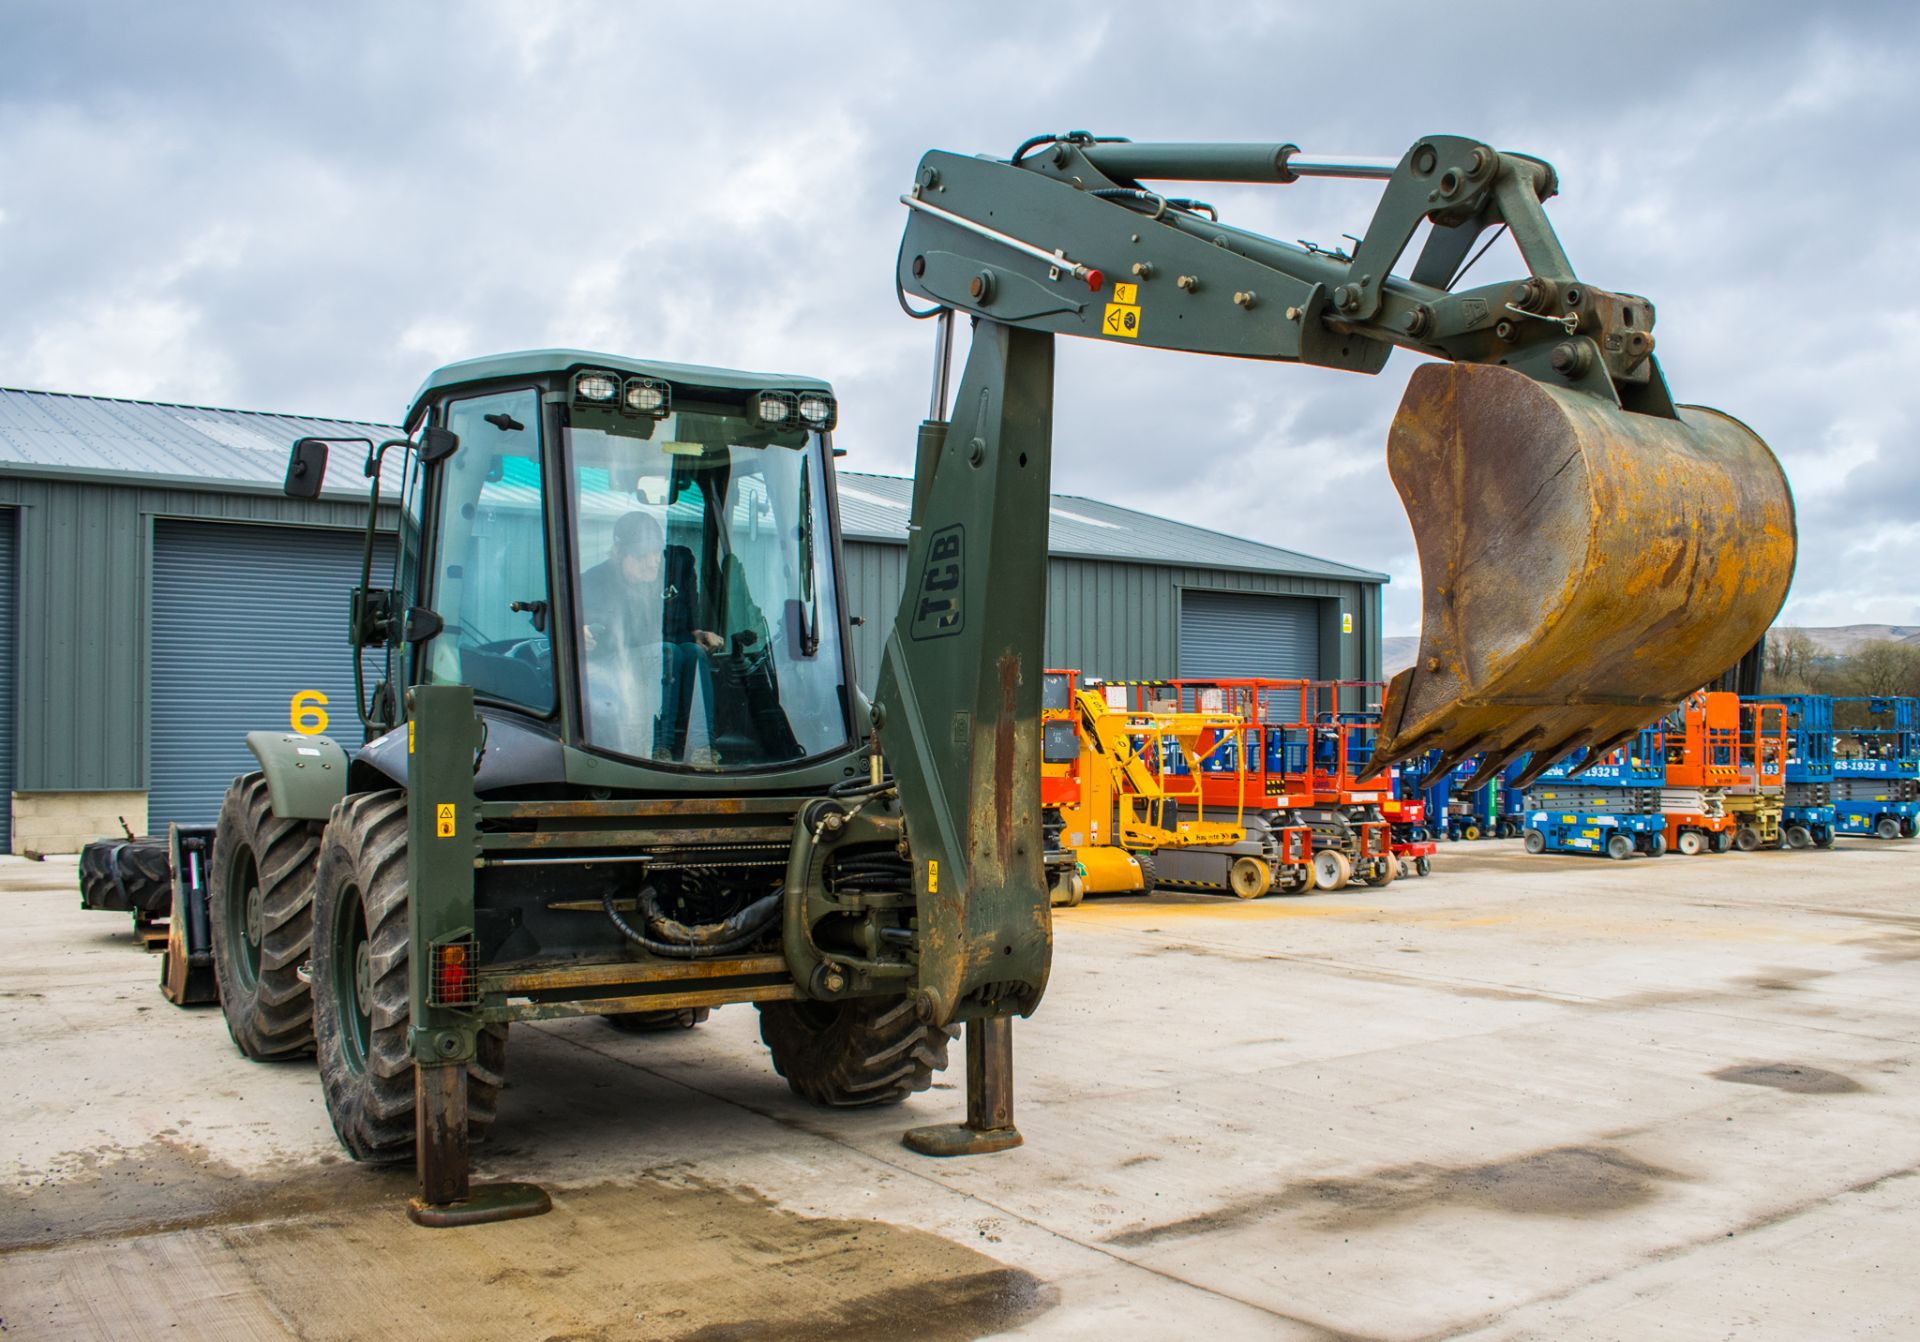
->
xmin=285 ymin=438 xmax=330 ymax=499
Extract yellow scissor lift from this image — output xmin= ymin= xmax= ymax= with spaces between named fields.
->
xmin=1050 ymin=679 xmax=1250 ymax=899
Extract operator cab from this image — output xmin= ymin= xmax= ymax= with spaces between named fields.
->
xmin=293 ymin=351 xmax=858 ymax=782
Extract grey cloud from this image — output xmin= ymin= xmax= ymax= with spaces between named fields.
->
xmin=2 ymin=1 xmax=1914 ymax=635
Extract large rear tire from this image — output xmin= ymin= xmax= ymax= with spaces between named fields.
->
xmin=312 ymin=791 xmax=507 ymax=1163
xmin=1134 ymin=852 xmax=1158 ymax=894
xmin=208 ymin=774 xmax=322 ymax=1060
xmin=78 ymin=838 xmax=173 ymax=915
xmin=758 ymin=996 xmax=957 ymax=1108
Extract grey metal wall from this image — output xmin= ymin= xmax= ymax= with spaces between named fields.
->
xmin=0 ymin=510 xmax=15 ymax=848
xmin=841 ymin=541 xmax=1382 ymax=694
xmin=149 ymin=521 xmax=395 ymax=828
xmin=0 ymin=476 xmax=391 ymax=792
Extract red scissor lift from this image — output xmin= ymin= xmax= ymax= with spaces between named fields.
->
xmin=1160 ymin=678 xmax=1391 ymax=891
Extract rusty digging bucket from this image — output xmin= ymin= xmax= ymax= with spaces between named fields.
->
xmin=1372 ymin=361 xmax=1795 ymax=788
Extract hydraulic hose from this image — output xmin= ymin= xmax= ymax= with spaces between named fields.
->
xmin=601 ymin=886 xmax=783 ymax=960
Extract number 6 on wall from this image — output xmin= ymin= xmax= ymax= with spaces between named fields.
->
xmin=291 ymin=690 xmax=329 ymax=736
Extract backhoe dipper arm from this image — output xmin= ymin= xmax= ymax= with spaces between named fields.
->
xmin=888 ymin=132 xmax=1791 ymax=801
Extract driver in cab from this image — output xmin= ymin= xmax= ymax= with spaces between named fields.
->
xmin=579 ymin=511 xmax=722 ymax=759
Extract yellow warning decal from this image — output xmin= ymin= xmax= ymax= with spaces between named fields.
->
xmin=927 ymin=859 xmax=940 ymax=893
xmin=408 ymin=720 xmax=415 ymax=754
xmin=1102 ymin=281 xmax=1142 ymax=339
xmin=436 ymin=803 xmax=456 ymax=838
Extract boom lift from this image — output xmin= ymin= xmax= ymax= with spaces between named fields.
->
xmin=1765 ymin=694 xmax=1837 ymax=848
xmin=897 ymin=131 xmax=1791 ymax=796
xmin=1048 ymin=678 xmax=1262 ymax=896
xmin=1830 ymin=696 xmax=1920 ymax=839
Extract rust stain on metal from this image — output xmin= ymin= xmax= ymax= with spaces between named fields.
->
xmin=1375 ymin=362 xmax=1795 ymax=778
xmin=484 ymin=953 xmax=789 ymax=995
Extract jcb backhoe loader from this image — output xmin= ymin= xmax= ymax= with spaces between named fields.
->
xmin=209 ymin=131 xmax=1791 ymax=1224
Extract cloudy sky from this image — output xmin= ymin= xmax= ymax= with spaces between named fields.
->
xmin=3 ymin=2 xmax=1915 ymax=634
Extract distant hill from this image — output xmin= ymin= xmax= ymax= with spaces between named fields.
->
xmin=1380 ymin=624 xmax=1920 ymax=678
xmin=1775 ymin=624 xmax=1920 ymax=655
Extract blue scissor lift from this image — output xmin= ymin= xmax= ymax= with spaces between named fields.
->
xmin=1520 ymin=727 xmax=1668 ymax=859
xmin=1830 ymin=696 xmax=1919 ymax=839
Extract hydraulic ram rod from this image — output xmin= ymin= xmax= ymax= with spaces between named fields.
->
xmin=1080 ymin=142 xmax=1399 ymax=184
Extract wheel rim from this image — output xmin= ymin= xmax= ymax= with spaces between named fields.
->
xmin=332 ymin=884 xmax=373 ymax=1077
xmin=225 ymin=846 xmax=263 ymax=990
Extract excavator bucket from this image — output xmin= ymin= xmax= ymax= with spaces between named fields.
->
xmin=1374 ymin=362 xmax=1794 ymax=782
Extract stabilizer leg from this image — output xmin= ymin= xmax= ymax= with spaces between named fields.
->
xmin=406 ymin=1062 xmax=550 ymax=1228
xmin=902 ymin=1015 xmax=1023 ymax=1157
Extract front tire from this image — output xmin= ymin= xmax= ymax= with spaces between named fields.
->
xmin=1311 ymin=848 xmax=1352 ymax=891
xmin=1523 ymin=829 xmax=1546 ymax=855
xmin=1607 ymin=833 xmax=1634 ymax=861
xmin=208 ymin=774 xmax=321 ymax=1060
xmin=757 ymin=996 xmax=956 ymax=1108
xmin=1229 ymin=855 xmax=1272 ymax=899
xmin=1677 ymin=830 xmax=1704 ymax=856
xmin=1735 ymin=826 xmax=1762 ymax=852
xmin=312 ymin=791 xmax=507 ymax=1163
xmin=1875 ymin=816 xmax=1901 ymax=840
xmin=1784 ymin=824 xmax=1812 ymax=849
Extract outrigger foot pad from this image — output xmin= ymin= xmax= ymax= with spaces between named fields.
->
xmin=407 ymin=1180 xmax=552 ymax=1228
xmin=902 ymin=1014 xmax=1022 ymax=1157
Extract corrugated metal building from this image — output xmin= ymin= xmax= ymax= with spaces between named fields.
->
xmin=0 ymin=385 xmax=1386 ymax=852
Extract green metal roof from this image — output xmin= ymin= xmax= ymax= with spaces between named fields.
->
xmin=405 ymin=348 xmax=834 ymax=426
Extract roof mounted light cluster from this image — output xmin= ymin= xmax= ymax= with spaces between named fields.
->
xmin=750 ymin=389 xmax=837 ymax=432
xmin=571 ymin=368 xmax=672 ymax=419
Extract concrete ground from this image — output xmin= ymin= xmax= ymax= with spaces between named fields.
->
xmin=2 ymin=839 xmax=1916 ymax=1341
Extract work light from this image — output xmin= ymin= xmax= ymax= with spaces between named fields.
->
xmin=751 ymin=391 xmax=797 ymax=427
xmin=573 ymin=370 xmax=620 ymax=404
xmin=623 ymin=377 xmax=670 ymax=417
xmin=797 ymin=394 xmax=837 ymax=431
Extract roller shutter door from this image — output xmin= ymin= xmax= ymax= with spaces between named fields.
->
xmin=0 ymin=510 xmax=15 ymax=850
xmin=150 ymin=521 xmax=393 ymax=828
xmin=1178 ymin=590 xmax=1320 ymax=682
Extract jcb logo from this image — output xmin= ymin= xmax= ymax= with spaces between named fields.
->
xmin=910 ymin=525 xmax=965 ymax=641
xmin=291 ymin=690 xmax=329 ymax=735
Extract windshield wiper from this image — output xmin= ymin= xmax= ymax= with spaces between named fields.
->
xmin=799 ymin=458 xmax=820 ymax=656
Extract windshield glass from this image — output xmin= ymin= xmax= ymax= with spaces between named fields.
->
xmin=567 ymin=408 xmax=851 ymax=769
xmin=422 ymin=388 xmax=554 ymax=713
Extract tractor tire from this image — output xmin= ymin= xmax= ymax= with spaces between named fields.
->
xmin=208 ymin=774 xmax=323 ymax=1060
xmin=1735 ymin=826 xmax=1762 ymax=852
xmin=757 ymin=996 xmax=956 ymax=1108
xmin=78 ymin=837 xmax=173 ymax=915
xmin=1134 ymin=852 xmax=1158 ymax=894
xmin=1229 ymin=855 xmax=1272 ymax=899
xmin=1606 ymin=833 xmax=1634 ymax=861
xmin=1677 ymin=830 xmax=1704 ymax=856
xmin=1875 ymin=816 xmax=1901 ymax=840
xmin=1311 ymin=848 xmax=1352 ymax=891
xmin=1523 ymin=829 xmax=1547 ymax=855
xmin=1784 ymin=824 xmax=1812 ymax=849
xmin=311 ymin=791 xmax=507 ymax=1163
xmin=605 ymin=1008 xmax=711 ymax=1033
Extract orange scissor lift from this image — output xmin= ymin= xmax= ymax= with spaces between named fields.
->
xmin=1660 ymin=689 xmax=1742 ymax=855
xmin=1728 ymin=700 xmax=1788 ymax=851
xmin=1162 ymin=678 xmax=1390 ymax=891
